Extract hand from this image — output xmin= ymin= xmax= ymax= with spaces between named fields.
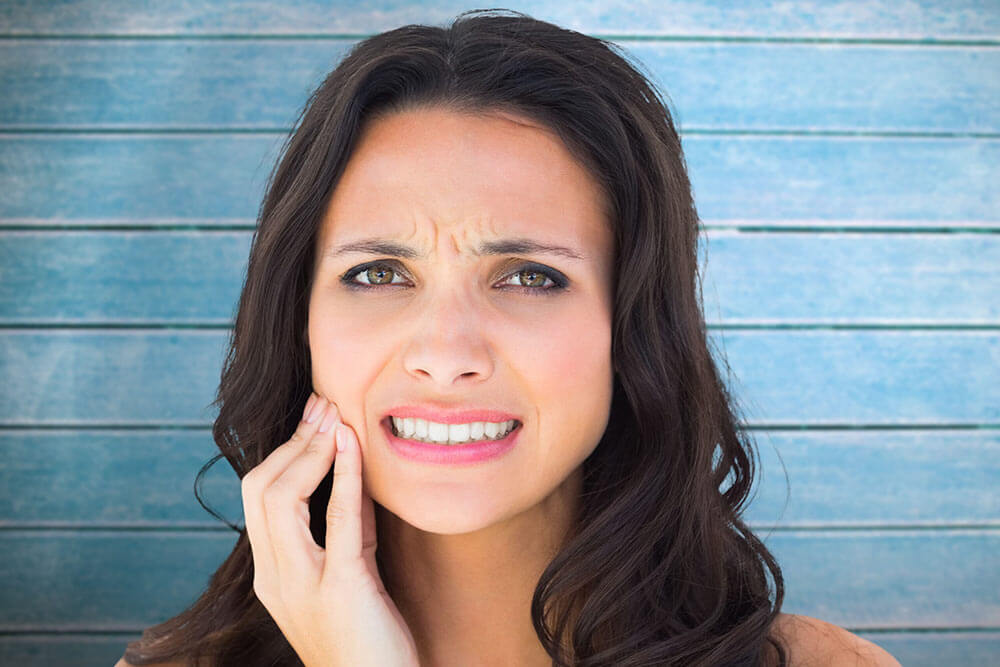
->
xmin=241 ymin=392 xmax=420 ymax=667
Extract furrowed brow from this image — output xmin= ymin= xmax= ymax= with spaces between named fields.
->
xmin=323 ymin=237 xmax=585 ymax=261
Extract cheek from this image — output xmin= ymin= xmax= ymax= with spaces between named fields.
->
xmin=307 ymin=304 xmax=385 ymax=422
xmin=539 ymin=306 xmax=612 ymax=387
xmin=308 ymin=298 xmax=391 ymax=366
xmin=526 ymin=306 xmax=613 ymax=442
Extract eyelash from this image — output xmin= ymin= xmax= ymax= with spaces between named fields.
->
xmin=340 ymin=260 xmax=568 ymax=296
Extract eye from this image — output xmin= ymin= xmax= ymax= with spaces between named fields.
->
xmin=340 ymin=260 xmax=568 ymax=296
xmin=341 ymin=261 xmax=408 ymax=289
xmin=497 ymin=265 xmax=566 ymax=294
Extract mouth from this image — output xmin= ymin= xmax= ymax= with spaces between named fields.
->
xmin=382 ymin=415 xmax=522 ymax=447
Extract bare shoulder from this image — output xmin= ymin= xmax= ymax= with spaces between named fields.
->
xmin=770 ymin=613 xmax=902 ymax=666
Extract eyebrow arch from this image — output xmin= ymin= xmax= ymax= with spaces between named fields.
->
xmin=323 ymin=237 xmax=585 ymax=261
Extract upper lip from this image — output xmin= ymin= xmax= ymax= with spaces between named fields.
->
xmin=384 ymin=405 xmax=522 ymax=425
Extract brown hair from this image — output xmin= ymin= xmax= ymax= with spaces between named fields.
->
xmin=124 ymin=8 xmax=788 ymax=666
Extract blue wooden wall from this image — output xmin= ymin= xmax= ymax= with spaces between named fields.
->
xmin=1 ymin=1 xmax=998 ymax=665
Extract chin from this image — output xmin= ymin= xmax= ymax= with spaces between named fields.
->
xmin=377 ymin=491 xmax=520 ymax=536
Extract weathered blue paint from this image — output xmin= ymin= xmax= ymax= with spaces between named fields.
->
xmin=2 ymin=231 xmax=996 ymax=323
xmin=1 ymin=135 xmax=997 ymax=222
xmin=1 ymin=41 xmax=996 ymax=132
xmin=1 ymin=330 xmax=997 ymax=424
xmin=1 ymin=1 xmax=996 ymax=665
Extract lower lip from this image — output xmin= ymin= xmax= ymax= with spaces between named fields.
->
xmin=382 ymin=418 xmax=521 ymax=465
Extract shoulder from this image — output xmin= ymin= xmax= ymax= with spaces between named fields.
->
xmin=770 ymin=613 xmax=902 ymax=666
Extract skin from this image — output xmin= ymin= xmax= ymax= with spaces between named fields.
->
xmin=306 ymin=105 xmax=616 ymax=666
xmin=116 ymin=107 xmax=902 ymax=667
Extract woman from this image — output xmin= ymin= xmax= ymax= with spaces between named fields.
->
xmin=119 ymin=9 xmax=900 ymax=666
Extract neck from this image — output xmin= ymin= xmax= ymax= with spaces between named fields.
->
xmin=376 ymin=467 xmax=582 ymax=667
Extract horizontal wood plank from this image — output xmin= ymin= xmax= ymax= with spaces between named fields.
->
xmin=1 ymin=1 xmax=996 ymax=40
xmin=0 ymin=531 xmax=238 ymax=629
xmin=0 ymin=231 xmax=252 ymax=324
xmin=0 ymin=530 xmax=994 ymax=629
xmin=2 ymin=330 xmax=995 ymax=426
xmin=4 ymin=230 xmax=996 ymax=324
xmin=1 ymin=41 xmax=995 ymax=133
xmin=701 ymin=231 xmax=1000 ymax=324
xmin=0 ymin=429 xmax=995 ymax=527
xmin=1 ymin=631 xmax=997 ymax=667
xmin=744 ymin=430 xmax=1000 ymax=527
xmin=771 ymin=530 xmax=1000 ymax=627
xmin=0 ymin=430 xmax=241 ymax=526
xmin=2 ymin=0 xmax=996 ymax=660
xmin=0 ymin=136 xmax=996 ymax=223
xmin=859 ymin=632 xmax=1000 ymax=667
xmin=0 ymin=634 xmax=138 ymax=666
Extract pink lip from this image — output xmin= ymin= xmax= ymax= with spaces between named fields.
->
xmin=381 ymin=417 xmax=521 ymax=465
xmin=383 ymin=405 xmax=522 ymax=425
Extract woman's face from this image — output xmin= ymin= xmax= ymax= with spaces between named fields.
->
xmin=308 ymin=106 xmax=615 ymax=534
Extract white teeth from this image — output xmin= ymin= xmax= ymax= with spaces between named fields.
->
xmin=390 ymin=416 xmax=518 ymax=445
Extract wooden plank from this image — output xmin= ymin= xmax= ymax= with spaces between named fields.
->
xmin=769 ymin=530 xmax=1000 ymax=627
xmin=0 ymin=634 xmax=138 ymax=666
xmin=0 ymin=530 xmax=994 ymax=629
xmin=0 ymin=632 xmax=996 ymax=667
xmin=2 ymin=41 xmax=996 ymax=133
xmin=0 ymin=135 xmax=277 ymax=221
xmin=4 ymin=230 xmax=996 ymax=324
xmin=0 ymin=231 xmax=251 ymax=324
xmin=1 ymin=429 xmax=995 ymax=527
xmin=0 ymin=430 xmax=242 ymax=526
xmin=1 ymin=1 xmax=996 ymax=39
xmin=710 ymin=330 xmax=999 ymax=425
xmin=700 ymin=231 xmax=1000 ymax=325
xmin=1 ymin=330 xmax=994 ymax=426
xmin=851 ymin=633 xmax=1000 ymax=667
xmin=0 ymin=531 xmax=238 ymax=629
xmin=0 ymin=136 xmax=996 ymax=224
xmin=743 ymin=430 xmax=1000 ymax=527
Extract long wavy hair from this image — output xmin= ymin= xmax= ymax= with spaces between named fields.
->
xmin=123 ymin=9 xmax=788 ymax=666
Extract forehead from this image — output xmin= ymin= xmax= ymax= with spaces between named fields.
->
xmin=318 ymin=106 xmax=611 ymax=255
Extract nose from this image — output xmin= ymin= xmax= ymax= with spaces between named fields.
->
xmin=400 ymin=285 xmax=495 ymax=387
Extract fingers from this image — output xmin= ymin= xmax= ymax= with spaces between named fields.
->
xmin=323 ymin=420 xmax=365 ymax=581
xmin=266 ymin=404 xmax=344 ymax=579
xmin=242 ymin=393 xmax=334 ymax=594
xmin=256 ymin=395 xmax=335 ymax=485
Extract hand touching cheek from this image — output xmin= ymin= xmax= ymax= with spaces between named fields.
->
xmin=241 ymin=393 xmax=419 ymax=667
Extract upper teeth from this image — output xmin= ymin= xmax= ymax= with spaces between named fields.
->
xmin=390 ymin=416 xmax=518 ymax=445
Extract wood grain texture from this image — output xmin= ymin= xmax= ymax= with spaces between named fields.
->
xmin=1 ymin=1 xmax=996 ymax=665
xmin=2 ymin=40 xmax=996 ymax=132
xmin=1 ymin=135 xmax=997 ymax=223
xmin=3 ymin=230 xmax=996 ymax=324
xmin=1 ymin=0 xmax=997 ymax=39
xmin=1 ymin=429 xmax=995 ymax=528
xmin=0 ymin=530 xmax=995 ymax=628
xmin=2 ymin=631 xmax=998 ymax=666
xmin=1 ymin=330 xmax=996 ymax=425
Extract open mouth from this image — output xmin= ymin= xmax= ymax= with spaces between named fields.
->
xmin=384 ymin=416 xmax=522 ymax=446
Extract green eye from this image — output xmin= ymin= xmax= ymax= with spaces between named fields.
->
xmin=340 ymin=260 xmax=568 ymax=296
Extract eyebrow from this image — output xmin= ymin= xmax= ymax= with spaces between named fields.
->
xmin=323 ymin=237 xmax=586 ymax=261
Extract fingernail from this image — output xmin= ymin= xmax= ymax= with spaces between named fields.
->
xmin=306 ymin=396 xmax=325 ymax=423
xmin=302 ymin=394 xmax=316 ymax=421
xmin=335 ymin=423 xmax=346 ymax=452
xmin=318 ymin=403 xmax=339 ymax=433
